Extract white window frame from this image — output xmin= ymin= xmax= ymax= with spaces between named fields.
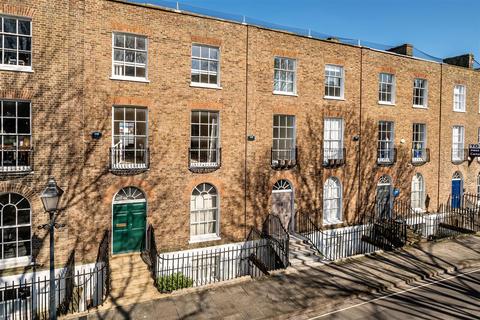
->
xmin=111 ymin=32 xmax=149 ymax=82
xmin=323 ymin=118 xmax=344 ymax=163
xmin=452 ymin=125 xmax=465 ymax=162
xmin=0 ymin=15 xmax=33 ymax=72
xmin=323 ymin=177 xmax=342 ymax=224
xmin=191 ymin=44 xmax=221 ymax=89
xmin=411 ymin=173 xmax=426 ymax=211
xmin=272 ymin=115 xmax=296 ymax=165
xmin=0 ymin=193 xmax=32 ymax=268
xmin=0 ymin=100 xmax=32 ymax=172
xmin=324 ymin=64 xmax=344 ymax=99
xmin=378 ymin=121 xmax=395 ymax=163
xmin=189 ymin=183 xmax=220 ymax=243
xmin=190 ymin=111 xmax=220 ymax=168
xmin=273 ymin=56 xmax=297 ymax=95
xmin=111 ymin=106 xmax=148 ymax=169
xmin=413 ymin=78 xmax=428 ymax=108
xmin=378 ymin=73 xmax=396 ymax=105
xmin=453 ymin=85 xmax=466 ymax=112
xmin=412 ymin=123 xmax=427 ymax=163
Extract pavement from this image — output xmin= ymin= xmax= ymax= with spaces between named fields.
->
xmin=71 ymin=234 xmax=480 ymax=320
xmin=303 ymin=267 xmax=480 ymax=319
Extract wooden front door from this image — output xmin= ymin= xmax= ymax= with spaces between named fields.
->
xmin=272 ymin=191 xmax=293 ymax=231
xmin=112 ymin=202 xmax=146 ymax=254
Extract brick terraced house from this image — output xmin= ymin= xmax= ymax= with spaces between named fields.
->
xmin=0 ymin=0 xmax=479 ymax=313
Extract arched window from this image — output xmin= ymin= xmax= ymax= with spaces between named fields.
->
xmin=273 ymin=179 xmax=292 ymax=192
xmin=452 ymin=171 xmax=462 ymax=180
xmin=411 ymin=173 xmax=425 ymax=210
xmin=114 ymin=186 xmax=146 ymax=202
xmin=323 ymin=177 xmax=342 ymax=223
xmin=190 ymin=183 xmax=219 ymax=239
xmin=378 ymin=175 xmax=392 ymax=185
xmin=0 ymin=193 xmax=31 ymax=260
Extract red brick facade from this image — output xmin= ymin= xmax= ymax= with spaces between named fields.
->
xmin=0 ymin=0 xmax=479 ymax=273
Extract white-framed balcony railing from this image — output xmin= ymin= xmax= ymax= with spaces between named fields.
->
xmin=377 ymin=147 xmax=397 ymax=165
xmin=323 ymin=147 xmax=346 ymax=167
xmin=411 ymin=148 xmax=430 ymax=165
xmin=0 ymin=148 xmax=33 ymax=173
xmin=188 ymin=147 xmax=221 ymax=172
xmin=110 ymin=147 xmax=149 ymax=171
xmin=271 ymin=147 xmax=297 ymax=169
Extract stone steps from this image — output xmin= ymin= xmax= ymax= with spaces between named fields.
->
xmin=288 ymin=235 xmax=323 ymax=266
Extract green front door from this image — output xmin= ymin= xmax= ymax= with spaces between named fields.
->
xmin=112 ymin=202 xmax=146 ymax=254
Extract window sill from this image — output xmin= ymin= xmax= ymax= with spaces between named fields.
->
xmin=323 ymin=219 xmax=343 ymax=226
xmin=190 ymin=83 xmax=222 ymax=90
xmin=378 ymin=101 xmax=396 ymax=106
xmin=189 ymin=235 xmax=221 ymax=244
xmin=413 ymin=105 xmax=428 ymax=109
xmin=273 ymin=91 xmax=298 ymax=97
xmin=453 ymin=109 xmax=466 ymax=113
xmin=0 ymin=256 xmax=32 ymax=270
xmin=324 ymin=96 xmax=345 ymax=101
xmin=0 ymin=65 xmax=34 ymax=73
xmin=110 ymin=76 xmax=150 ymax=83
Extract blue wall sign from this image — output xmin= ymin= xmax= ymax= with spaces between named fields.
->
xmin=393 ymin=188 xmax=400 ymax=197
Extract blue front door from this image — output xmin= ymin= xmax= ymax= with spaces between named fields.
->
xmin=451 ymin=179 xmax=462 ymax=208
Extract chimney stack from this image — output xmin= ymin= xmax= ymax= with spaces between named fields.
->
xmin=443 ymin=54 xmax=475 ymax=69
xmin=387 ymin=43 xmax=413 ymax=57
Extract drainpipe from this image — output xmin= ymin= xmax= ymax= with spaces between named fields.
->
xmin=437 ymin=63 xmax=443 ymax=210
xmin=244 ymin=25 xmax=249 ymax=239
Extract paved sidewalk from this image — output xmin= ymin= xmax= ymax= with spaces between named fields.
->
xmin=73 ymin=235 xmax=480 ymax=320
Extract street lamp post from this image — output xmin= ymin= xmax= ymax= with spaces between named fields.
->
xmin=39 ymin=178 xmax=64 ymax=320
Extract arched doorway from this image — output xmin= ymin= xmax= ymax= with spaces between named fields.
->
xmin=451 ymin=171 xmax=463 ymax=208
xmin=376 ymin=175 xmax=392 ymax=219
xmin=272 ymin=179 xmax=294 ymax=231
xmin=112 ymin=186 xmax=147 ymax=254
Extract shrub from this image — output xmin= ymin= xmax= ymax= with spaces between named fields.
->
xmin=157 ymin=273 xmax=194 ymax=292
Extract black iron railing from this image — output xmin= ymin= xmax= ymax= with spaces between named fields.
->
xmin=376 ymin=147 xmax=397 ymax=165
xmin=411 ymin=148 xmax=430 ymax=165
xmin=144 ymin=225 xmax=159 ymax=287
xmin=110 ymin=147 xmax=149 ymax=171
xmin=188 ymin=147 xmax=221 ymax=172
xmin=323 ymin=148 xmax=346 ymax=167
xmin=451 ymin=148 xmax=469 ymax=164
xmin=0 ymin=263 xmax=109 ymax=319
xmin=261 ymin=214 xmax=289 ymax=267
xmin=294 ymin=212 xmax=324 ymax=257
xmin=0 ymin=148 xmax=33 ymax=173
xmin=271 ymin=147 xmax=297 ymax=169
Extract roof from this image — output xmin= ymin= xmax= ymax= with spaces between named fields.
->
xmin=112 ymin=0 xmax=480 ymax=70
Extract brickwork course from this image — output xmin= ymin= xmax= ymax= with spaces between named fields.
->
xmin=0 ymin=0 xmax=479 ymax=274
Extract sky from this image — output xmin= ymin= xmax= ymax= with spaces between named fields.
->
xmin=135 ymin=0 xmax=480 ymax=61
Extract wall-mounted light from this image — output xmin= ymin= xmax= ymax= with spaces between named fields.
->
xmin=352 ymin=135 xmax=360 ymax=141
xmin=91 ymin=132 xmax=102 ymax=140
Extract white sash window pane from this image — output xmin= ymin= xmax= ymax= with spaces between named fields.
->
xmin=190 ymin=183 xmax=219 ymax=239
xmin=191 ymin=44 xmax=220 ymax=86
xmin=323 ymin=177 xmax=342 ymax=223
xmin=112 ymin=33 xmax=148 ymax=79
xmin=272 ymin=115 xmax=296 ymax=162
xmin=324 ymin=118 xmax=344 ymax=162
xmin=274 ymin=57 xmax=297 ymax=94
